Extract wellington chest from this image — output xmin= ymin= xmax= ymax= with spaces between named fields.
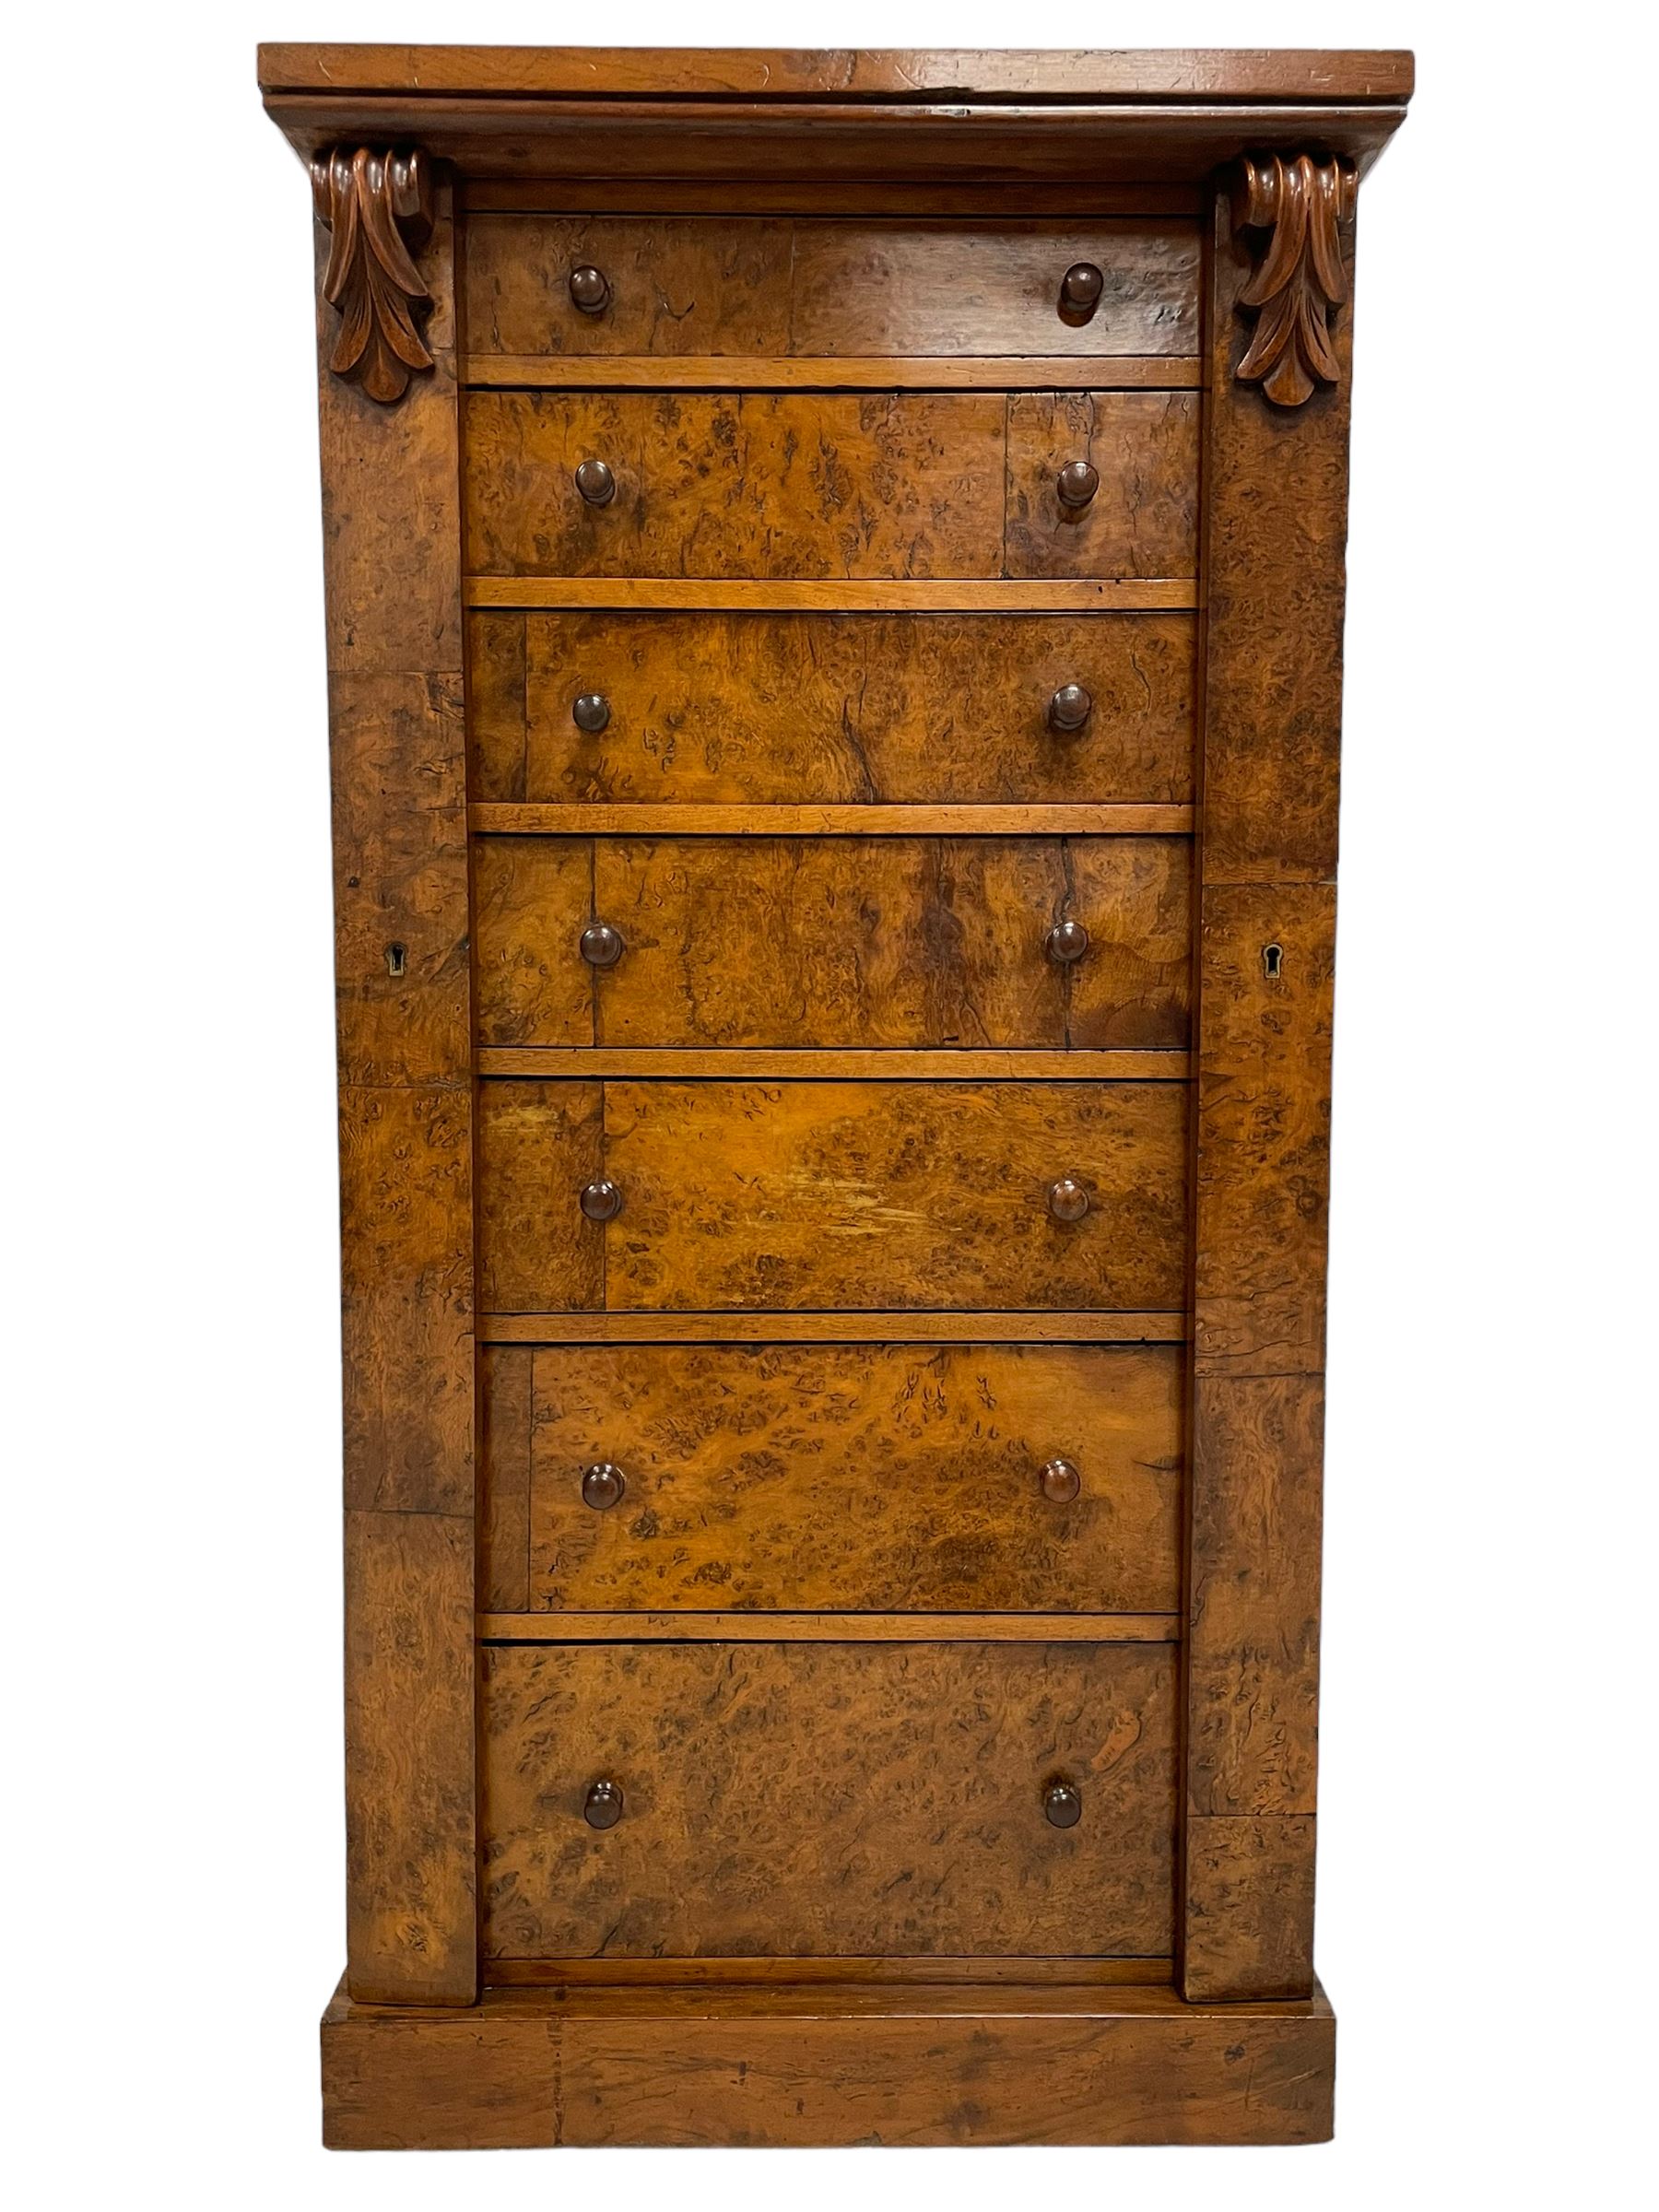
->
xmin=258 ymin=42 xmax=1412 ymax=2149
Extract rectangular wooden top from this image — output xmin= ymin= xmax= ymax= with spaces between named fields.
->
xmin=258 ymin=45 xmax=1414 ymax=104
xmin=259 ymin=48 xmax=1411 ymax=185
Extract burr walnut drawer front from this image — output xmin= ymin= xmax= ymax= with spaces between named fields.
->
xmin=464 ymin=216 xmax=1200 ymax=360
xmin=469 ymin=608 xmax=1196 ymax=806
xmin=468 ymin=606 xmax=1194 ymax=805
xmin=477 ymin=1078 xmax=1188 ymax=1312
xmin=474 ymin=835 xmax=1191 ymax=1051
xmin=480 ymin=1640 xmax=1178 ymax=1959
xmin=463 ymin=392 xmax=1197 ymax=580
xmin=482 ymin=1342 xmax=1182 ymax=1614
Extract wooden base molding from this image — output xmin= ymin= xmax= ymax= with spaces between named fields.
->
xmin=322 ymin=1975 xmax=1335 ymax=2148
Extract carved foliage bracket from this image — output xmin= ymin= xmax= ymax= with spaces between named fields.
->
xmin=312 ymin=147 xmax=434 ymax=405
xmin=1233 ymin=154 xmax=1357 ymax=408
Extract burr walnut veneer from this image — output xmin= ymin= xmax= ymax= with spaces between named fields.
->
xmin=261 ymin=43 xmax=1411 ymax=2150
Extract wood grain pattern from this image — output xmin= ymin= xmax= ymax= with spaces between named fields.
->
xmin=465 ymin=578 xmax=1199 ymax=611
xmin=463 ymin=217 xmax=1197 ymax=359
xmin=1202 ymin=182 xmax=1352 ymax=880
xmin=471 ymin=834 xmax=593 ymax=1048
xmin=485 ymin=1955 xmax=1174 ymax=1984
xmin=1005 ymin=393 xmax=1199 ymax=578
xmin=319 ymin=202 xmax=462 ymax=677
xmin=465 ymin=355 xmax=1203 ymax=390
xmin=336 ymin=1085 xmax=473 ymax=1515
xmin=464 ymin=392 xmax=1006 ymax=580
xmin=316 ymin=168 xmax=477 ymax=2006
xmin=477 ymin=806 xmax=1192 ymax=836
xmin=264 ymin=42 xmax=1414 ymax=100
xmin=261 ymin=43 xmax=1411 ymax=2136
xmin=321 ymin=1974 xmax=1336 ymax=2148
xmin=492 ymin=1079 xmax=1189 ymax=1312
xmin=478 ymin=1049 xmax=1190 ymax=1080
xmin=469 ymin=608 xmax=1195 ymax=806
xmin=1183 ymin=1816 xmax=1316 ymax=2003
xmin=479 ymin=1345 xmax=532 ymax=1612
xmin=516 ymin=1343 xmax=1182 ymax=1611
xmin=478 ymin=1614 xmax=1178 ymax=1642
xmin=461 ymin=181 xmax=1204 ymax=217
xmin=1178 ymin=170 xmax=1357 ymax=2005
xmin=345 ymin=1510 xmax=476 ymax=2004
xmin=465 ymin=836 xmax=1190 ymax=1050
xmin=265 ymin=96 xmax=1407 ymax=194
xmin=1193 ymin=885 xmax=1335 ymax=1378
xmin=481 ymin=1641 xmax=1177 ymax=1957
xmin=331 ymin=676 xmax=469 ymax=1088
xmin=478 ymin=1312 xmax=1188 ymax=1345
xmin=465 ymin=216 xmax=791 ymax=358
xmin=476 ymin=1078 xmax=603 ymax=1313
xmin=1188 ymin=1375 xmax=1322 ymax=1814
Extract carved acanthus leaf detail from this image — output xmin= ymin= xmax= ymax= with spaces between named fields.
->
xmin=311 ymin=147 xmax=435 ymax=405
xmin=1233 ymin=154 xmax=1357 ymax=409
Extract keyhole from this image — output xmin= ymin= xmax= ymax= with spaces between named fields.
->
xmin=385 ymin=943 xmax=406 ymax=978
xmin=1261 ymin=943 xmax=1284 ymax=981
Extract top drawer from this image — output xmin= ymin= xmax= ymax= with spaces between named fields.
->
xmin=464 ymin=217 xmax=1200 ymax=362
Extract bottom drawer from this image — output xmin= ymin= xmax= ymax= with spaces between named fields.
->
xmin=481 ymin=1641 xmax=1177 ymax=1959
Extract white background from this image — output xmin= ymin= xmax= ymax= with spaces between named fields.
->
xmin=7 ymin=1 xmax=1654 ymax=2204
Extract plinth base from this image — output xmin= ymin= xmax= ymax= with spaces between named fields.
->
xmin=322 ymin=1974 xmax=1335 ymax=2147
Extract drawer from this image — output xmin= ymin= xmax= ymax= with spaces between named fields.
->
xmin=477 ymin=1079 xmax=1187 ymax=1312
xmin=481 ymin=1640 xmax=1177 ymax=1958
xmin=468 ymin=610 xmax=1195 ymax=806
xmin=1006 ymin=394 xmax=1198 ymax=579
xmin=463 ymin=392 xmax=1196 ymax=580
xmin=464 ymin=216 xmax=1200 ymax=359
xmin=474 ymin=835 xmax=1192 ymax=1050
xmin=488 ymin=1342 xmax=1181 ymax=1613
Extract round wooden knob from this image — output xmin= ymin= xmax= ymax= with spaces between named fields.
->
xmin=1045 ymin=919 xmax=1089 ymax=966
xmin=1046 ymin=1177 xmax=1089 ymax=1224
xmin=580 ymin=922 xmax=625 ymax=969
xmin=1056 ymin=460 xmax=1100 ymax=510
xmin=1060 ymin=262 xmax=1105 ymax=312
xmin=583 ymin=1779 xmax=624 ymax=1830
xmin=569 ymin=264 xmax=612 ymax=313
xmin=1039 ymin=1457 xmax=1081 ymax=1504
xmin=1043 ymin=1780 xmax=1083 ymax=1829
xmin=1047 ymin=683 xmax=1093 ymax=734
xmin=580 ymin=1178 xmax=623 ymax=1223
xmin=574 ymin=458 xmax=617 ymax=506
xmin=572 ymin=691 xmax=611 ymax=733
xmin=582 ymin=1462 xmax=627 ymax=1512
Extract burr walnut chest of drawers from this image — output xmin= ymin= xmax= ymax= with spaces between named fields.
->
xmin=260 ymin=43 xmax=1412 ymax=2150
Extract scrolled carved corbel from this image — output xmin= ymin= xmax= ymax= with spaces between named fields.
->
xmin=311 ymin=147 xmax=434 ymax=405
xmin=1232 ymin=153 xmax=1357 ymax=409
